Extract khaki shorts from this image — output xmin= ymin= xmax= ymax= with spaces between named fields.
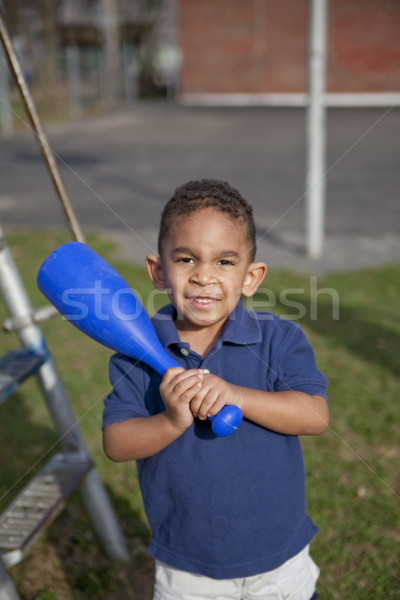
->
xmin=153 ymin=545 xmax=319 ymax=600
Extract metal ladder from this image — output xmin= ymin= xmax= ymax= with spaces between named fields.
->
xmin=0 ymin=226 xmax=129 ymax=598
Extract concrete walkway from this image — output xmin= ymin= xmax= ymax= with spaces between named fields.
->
xmin=0 ymin=102 xmax=399 ymax=275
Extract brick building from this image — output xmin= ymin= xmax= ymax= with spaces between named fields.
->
xmin=177 ymin=0 xmax=400 ymax=103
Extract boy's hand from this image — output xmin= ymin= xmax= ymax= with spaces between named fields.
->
xmin=190 ymin=373 xmax=243 ymax=421
xmin=160 ymin=367 xmax=204 ymax=432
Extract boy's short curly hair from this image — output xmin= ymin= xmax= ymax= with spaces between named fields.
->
xmin=158 ymin=179 xmax=257 ymax=261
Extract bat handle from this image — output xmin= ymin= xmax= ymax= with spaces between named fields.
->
xmin=156 ymin=358 xmax=243 ymax=437
xmin=198 ymin=368 xmax=243 ymax=436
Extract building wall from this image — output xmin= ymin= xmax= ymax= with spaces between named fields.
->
xmin=178 ymin=0 xmax=400 ymax=96
xmin=328 ymin=0 xmax=400 ymax=92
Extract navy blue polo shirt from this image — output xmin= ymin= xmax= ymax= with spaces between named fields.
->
xmin=103 ymin=300 xmax=328 ymax=579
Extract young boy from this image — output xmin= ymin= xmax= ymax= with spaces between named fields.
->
xmin=102 ymin=179 xmax=329 ymax=600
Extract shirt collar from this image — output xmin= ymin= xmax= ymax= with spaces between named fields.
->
xmin=152 ymin=299 xmax=262 ymax=349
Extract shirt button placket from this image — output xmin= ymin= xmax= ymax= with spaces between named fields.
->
xmin=179 ymin=346 xmax=202 ymax=369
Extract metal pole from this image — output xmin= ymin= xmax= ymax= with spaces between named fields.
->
xmin=0 ymin=12 xmax=84 ymax=243
xmin=0 ymin=557 xmax=20 ymax=600
xmin=305 ymin=0 xmax=328 ymax=259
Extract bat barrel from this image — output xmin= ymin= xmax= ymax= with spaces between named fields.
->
xmin=37 ymin=242 xmax=170 ymax=370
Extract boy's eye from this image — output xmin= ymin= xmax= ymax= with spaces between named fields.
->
xmin=218 ymin=259 xmax=235 ymax=266
xmin=177 ymin=257 xmax=194 ymax=263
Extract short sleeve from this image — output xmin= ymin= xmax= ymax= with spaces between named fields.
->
xmin=273 ymin=325 xmax=328 ymax=399
xmin=102 ymin=353 xmax=150 ymax=429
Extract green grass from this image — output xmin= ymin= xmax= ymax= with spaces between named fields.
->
xmin=1 ymin=229 xmax=399 ymax=599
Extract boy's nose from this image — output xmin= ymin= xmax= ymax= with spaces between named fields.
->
xmin=190 ymin=264 xmax=218 ymax=286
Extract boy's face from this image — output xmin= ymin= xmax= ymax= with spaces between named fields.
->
xmin=147 ymin=208 xmax=266 ymax=340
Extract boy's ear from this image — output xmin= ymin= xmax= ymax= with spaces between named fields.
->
xmin=146 ymin=254 xmax=166 ymax=290
xmin=242 ymin=262 xmax=267 ymax=297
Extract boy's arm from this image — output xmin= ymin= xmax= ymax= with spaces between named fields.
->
xmin=103 ymin=413 xmax=186 ymax=462
xmin=103 ymin=367 xmax=204 ymax=461
xmin=239 ymin=387 xmax=329 ymax=435
xmin=190 ymin=374 xmax=329 ymax=436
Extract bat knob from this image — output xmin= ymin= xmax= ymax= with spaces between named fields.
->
xmin=209 ymin=405 xmax=243 ymax=438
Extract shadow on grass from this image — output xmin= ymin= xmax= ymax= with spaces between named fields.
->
xmin=42 ymin=486 xmax=154 ymax=600
xmin=303 ymin=299 xmax=400 ymax=377
xmin=250 ymin=287 xmax=400 ymax=378
xmin=0 ymin=389 xmax=60 ymax=515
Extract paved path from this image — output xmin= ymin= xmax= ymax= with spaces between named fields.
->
xmin=0 ymin=102 xmax=399 ymax=274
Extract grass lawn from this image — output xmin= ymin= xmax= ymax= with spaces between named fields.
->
xmin=0 ymin=229 xmax=399 ymax=599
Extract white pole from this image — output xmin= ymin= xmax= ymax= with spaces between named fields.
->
xmin=0 ymin=556 xmax=20 ymax=600
xmin=305 ymin=0 xmax=328 ymax=259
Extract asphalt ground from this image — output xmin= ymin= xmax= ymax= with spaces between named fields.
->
xmin=0 ymin=102 xmax=399 ymax=274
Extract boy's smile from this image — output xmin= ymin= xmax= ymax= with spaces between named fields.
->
xmin=147 ymin=208 xmax=266 ymax=354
